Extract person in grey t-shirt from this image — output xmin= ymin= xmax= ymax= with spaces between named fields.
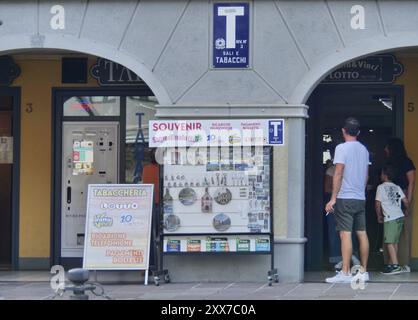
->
xmin=325 ymin=117 xmax=370 ymax=284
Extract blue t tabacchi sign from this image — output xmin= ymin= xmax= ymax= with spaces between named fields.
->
xmin=268 ymin=120 xmax=284 ymax=145
xmin=213 ymin=3 xmax=249 ymax=68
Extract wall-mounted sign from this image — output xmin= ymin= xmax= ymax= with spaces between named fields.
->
xmin=149 ymin=119 xmax=285 ymax=147
xmin=323 ymin=54 xmax=403 ymax=84
xmin=90 ymin=58 xmax=146 ymax=86
xmin=213 ymin=3 xmax=249 ymax=68
xmin=0 ymin=136 xmax=13 ymax=164
xmin=83 ymin=184 xmax=154 ymax=270
xmin=0 ymin=56 xmax=21 ymax=86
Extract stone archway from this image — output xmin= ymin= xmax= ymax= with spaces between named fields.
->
xmin=0 ymin=33 xmax=171 ymax=105
xmin=290 ymin=32 xmax=418 ymax=104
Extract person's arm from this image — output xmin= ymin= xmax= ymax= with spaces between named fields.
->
xmin=406 ymin=169 xmax=416 ymax=205
xmin=375 ymin=200 xmax=384 ymax=223
xmin=402 ymin=197 xmax=410 ymax=217
xmin=325 ymin=163 xmax=344 ymax=213
xmin=324 ymin=174 xmax=333 ymax=193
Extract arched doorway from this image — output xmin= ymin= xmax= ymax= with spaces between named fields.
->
xmin=304 ymin=48 xmax=418 ymax=273
xmin=0 ymin=47 xmax=165 ymax=270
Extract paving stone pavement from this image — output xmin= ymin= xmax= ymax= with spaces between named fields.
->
xmin=0 ymin=271 xmax=417 ymax=300
xmin=0 ymin=281 xmax=417 ymax=300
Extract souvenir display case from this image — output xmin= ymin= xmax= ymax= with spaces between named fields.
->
xmin=154 ymin=146 xmax=277 ymax=284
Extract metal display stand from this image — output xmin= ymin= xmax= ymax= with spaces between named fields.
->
xmin=151 ymin=206 xmax=170 ymax=286
xmin=152 ymin=147 xmax=277 ymax=286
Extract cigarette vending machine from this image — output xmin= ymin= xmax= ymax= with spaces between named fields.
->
xmin=61 ymin=122 xmax=119 ymax=258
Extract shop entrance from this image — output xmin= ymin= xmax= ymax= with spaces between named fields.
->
xmin=305 ymin=85 xmax=403 ymax=271
xmin=0 ymin=88 xmax=20 ymax=270
xmin=52 ymin=88 xmax=156 ymax=268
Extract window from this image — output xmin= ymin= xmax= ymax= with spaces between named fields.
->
xmin=125 ymin=96 xmax=157 ymax=183
xmin=63 ymin=96 xmax=120 ymax=117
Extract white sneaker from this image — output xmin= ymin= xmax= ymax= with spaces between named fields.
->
xmin=359 ymin=272 xmax=369 ymax=282
xmin=401 ymin=265 xmax=411 ymax=273
xmin=325 ymin=271 xmax=353 ymax=283
xmin=334 ymin=261 xmax=343 ymax=270
xmin=351 ymin=255 xmax=361 ymax=266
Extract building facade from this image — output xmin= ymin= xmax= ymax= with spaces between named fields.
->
xmin=1 ymin=0 xmax=418 ymax=282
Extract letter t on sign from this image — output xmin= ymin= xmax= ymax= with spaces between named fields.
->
xmin=218 ymin=6 xmax=244 ymax=49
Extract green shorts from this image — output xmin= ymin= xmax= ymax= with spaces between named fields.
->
xmin=334 ymin=199 xmax=366 ymax=232
xmin=384 ymin=218 xmax=404 ymax=244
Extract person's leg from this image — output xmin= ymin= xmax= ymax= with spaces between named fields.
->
xmin=387 ymin=243 xmax=398 ymax=265
xmin=333 ymin=199 xmax=354 ymax=274
xmin=327 ymin=214 xmax=342 ymax=264
xmin=351 ymin=233 xmax=359 ymax=254
xmin=356 ymin=231 xmax=369 ymax=271
xmin=354 ymin=200 xmax=369 ymax=272
xmin=398 ymin=214 xmax=412 ymax=266
xmin=340 ymin=231 xmax=353 ymax=274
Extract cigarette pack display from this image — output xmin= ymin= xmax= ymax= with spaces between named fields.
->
xmin=166 ymin=240 xmax=181 ymax=252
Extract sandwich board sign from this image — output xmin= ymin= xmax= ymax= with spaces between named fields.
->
xmin=83 ymin=184 xmax=154 ymax=285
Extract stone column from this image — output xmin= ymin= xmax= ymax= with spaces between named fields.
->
xmin=274 ymin=116 xmax=308 ymax=283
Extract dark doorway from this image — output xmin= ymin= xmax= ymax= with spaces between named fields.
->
xmin=305 ymin=85 xmax=403 ymax=271
xmin=0 ymin=89 xmax=20 ymax=270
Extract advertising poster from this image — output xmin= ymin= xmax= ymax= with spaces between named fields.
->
xmin=149 ymin=119 xmax=285 ymax=147
xmin=83 ymin=184 xmax=154 ymax=270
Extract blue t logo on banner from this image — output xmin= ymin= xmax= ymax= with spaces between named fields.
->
xmin=213 ymin=3 xmax=249 ymax=68
xmin=268 ymin=120 xmax=284 ymax=145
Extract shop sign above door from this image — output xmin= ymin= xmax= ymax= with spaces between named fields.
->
xmin=213 ymin=3 xmax=249 ymax=68
xmin=90 ymin=58 xmax=146 ymax=86
xmin=323 ymin=54 xmax=403 ymax=84
xmin=0 ymin=56 xmax=21 ymax=86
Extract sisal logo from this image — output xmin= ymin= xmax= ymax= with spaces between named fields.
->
xmin=93 ymin=214 xmax=113 ymax=228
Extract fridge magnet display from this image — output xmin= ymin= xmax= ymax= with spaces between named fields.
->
xmin=213 ymin=213 xmax=231 ymax=232
xmin=179 ymin=187 xmax=197 ymax=206
xmin=214 ymin=187 xmax=232 ymax=205
xmin=164 ymin=214 xmax=181 ymax=232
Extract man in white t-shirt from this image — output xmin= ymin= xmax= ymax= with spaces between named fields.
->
xmin=376 ymin=164 xmax=409 ymax=275
xmin=325 ymin=117 xmax=370 ymax=284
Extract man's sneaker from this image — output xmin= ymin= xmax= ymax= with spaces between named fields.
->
xmin=359 ymin=272 xmax=369 ymax=282
xmin=351 ymin=255 xmax=361 ymax=266
xmin=325 ymin=271 xmax=353 ymax=283
xmin=381 ymin=264 xmax=393 ymax=274
xmin=401 ymin=265 xmax=411 ymax=273
xmin=387 ymin=265 xmax=402 ymax=275
xmin=334 ymin=261 xmax=343 ymax=270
